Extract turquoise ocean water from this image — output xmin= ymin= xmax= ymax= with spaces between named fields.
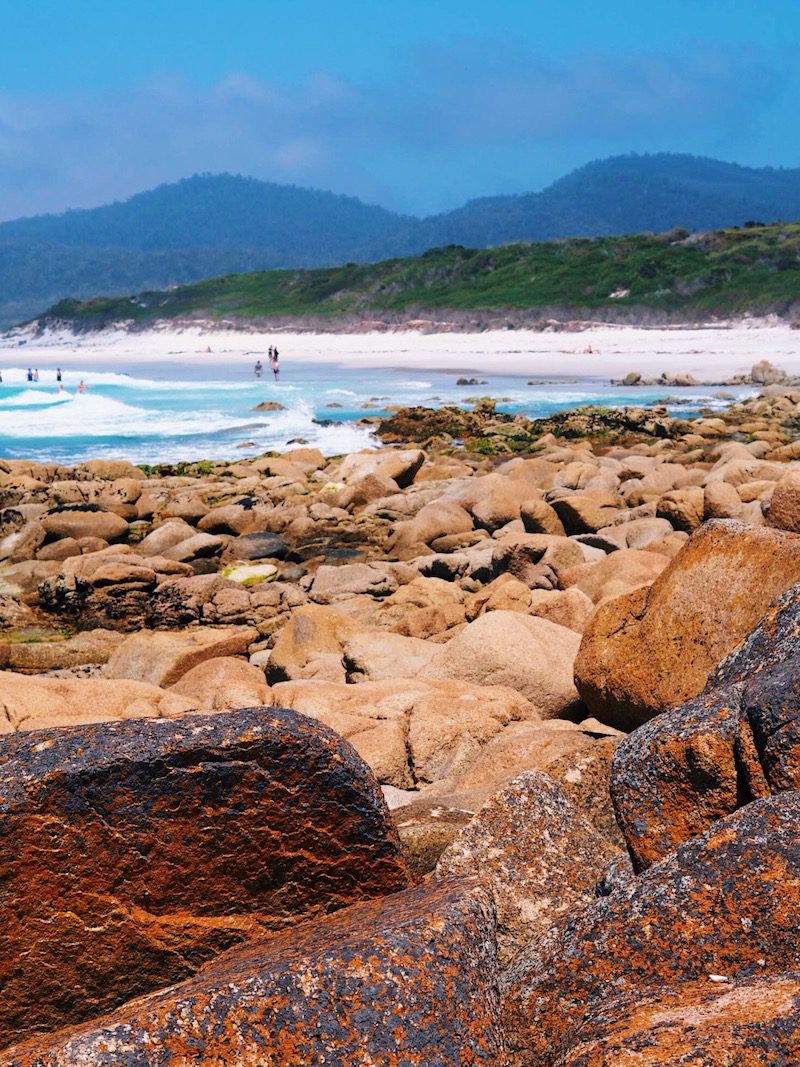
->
xmin=0 ymin=360 xmax=753 ymax=466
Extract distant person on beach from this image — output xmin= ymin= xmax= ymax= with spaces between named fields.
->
xmin=254 ymin=359 xmax=263 ymax=378
xmin=77 ymin=380 xmax=87 ymax=393
xmin=33 ymin=369 xmax=39 ymax=381
xmin=56 ymin=368 xmax=62 ymax=382
xmin=270 ymin=347 xmax=280 ymax=381
xmin=26 ymin=368 xmax=33 ymax=382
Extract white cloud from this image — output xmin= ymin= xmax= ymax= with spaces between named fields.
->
xmin=0 ymin=39 xmax=787 ymax=220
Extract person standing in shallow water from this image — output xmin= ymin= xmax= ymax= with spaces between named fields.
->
xmin=254 ymin=359 xmax=263 ymax=379
xmin=270 ymin=347 xmax=280 ymax=381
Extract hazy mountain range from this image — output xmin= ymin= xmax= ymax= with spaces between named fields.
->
xmin=3 ymin=153 xmax=800 ymax=327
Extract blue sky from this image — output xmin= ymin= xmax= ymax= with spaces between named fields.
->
xmin=0 ymin=0 xmax=798 ymax=219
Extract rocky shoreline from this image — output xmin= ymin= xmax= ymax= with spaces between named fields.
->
xmin=4 ymin=385 xmax=800 ymax=1061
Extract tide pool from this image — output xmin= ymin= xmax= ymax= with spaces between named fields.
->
xmin=0 ymin=360 xmax=754 ymax=465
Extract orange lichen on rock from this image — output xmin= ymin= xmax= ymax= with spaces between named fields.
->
xmin=611 ymin=579 xmax=800 ymax=870
xmin=557 ymin=973 xmax=800 ymax=1066
xmin=0 ymin=706 xmax=409 ymax=1048
xmin=6 ymin=878 xmax=508 ymax=1067
xmin=504 ymin=792 xmax=800 ymax=1066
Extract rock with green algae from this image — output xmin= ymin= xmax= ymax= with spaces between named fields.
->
xmin=221 ymin=562 xmax=279 ymax=586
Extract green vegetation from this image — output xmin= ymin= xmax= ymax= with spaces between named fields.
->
xmin=136 ymin=459 xmax=218 ymax=478
xmin=43 ymin=222 xmax=800 ymax=327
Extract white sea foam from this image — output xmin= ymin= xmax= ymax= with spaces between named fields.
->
xmin=0 ymin=389 xmax=72 ymax=407
xmin=0 ymin=366 xmax=260 ymax=391
xmin=0 ymin=394 xmax=240 ymax=438
xmin=0 ymin=390 xmax=375 ymax=457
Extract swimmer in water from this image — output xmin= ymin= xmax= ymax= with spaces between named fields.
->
xmin=77 ymin=380 xmax=87 ymax=394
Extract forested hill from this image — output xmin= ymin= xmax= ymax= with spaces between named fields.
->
xmin=420 ymin=155 xmax=800 ymax=247
xmin=4 ymin=154 xmax=800 ymax=327
xmin=0 ymin=175 xmax=412 ymax=259
xmin=40 ymin=222 xmax=800 ymax=330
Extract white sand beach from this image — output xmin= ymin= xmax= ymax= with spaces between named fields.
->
xmin=2 ymin=321 xmax=798 ymax=382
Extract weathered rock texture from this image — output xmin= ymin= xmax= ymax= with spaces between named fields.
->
xmin=504 ymin=793 xmax=800 ymax=1066
xmin=555 ymin=974 xmax=800 ymax=1066
xmin=610 ymin=578 xmax=800 ymax=870
xmin=0 ymin=707 xmax=409 ymax=1047
xmin=435 ymin=772 xmax=619 ymax=966
xmin=6 ymin=879 xmax=507 ymax=1067
xmin=575 ymin=520 xmax=800 ymax=729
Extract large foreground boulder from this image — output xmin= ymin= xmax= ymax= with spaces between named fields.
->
xmin=420 ymin=611 xmax=582 ymax=717
xmin=0 ymin=707 xmax=409 ymax=1047
xmin=575 ymin=520 xmax=800 ymax=729
xmin=7 ymin=879 xmax=507 ymax=1067
xmin=504 ymin=792 xmax=800 ymax=1066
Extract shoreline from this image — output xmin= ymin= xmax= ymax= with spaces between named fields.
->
xmin=2 ymin=321 xmax=799 ymax=383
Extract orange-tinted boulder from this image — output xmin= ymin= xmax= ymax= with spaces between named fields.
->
xmin=0 ymin=707 xmax=409 ymax=1048
xmin=557 ymin=973 xmax=800 ymax=1066
xmin=575 ymin=520 xmax=800 ymax=730
xmin=504 ymin=793 xmax=800 ymax=1066
xmin=610 ymin=581 xmax=800 ymax=869
xmin=767 ymin=468 xmax=800 ymax=533
xmin=7 ymin=879 xmax=508 ymax=1067
xmin=610 ymin=690 xmax=765 ymax=871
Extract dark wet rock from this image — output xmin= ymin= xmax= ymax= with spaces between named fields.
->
xmin=0 ymin=706 xmax=409 ymax=1047
xmin=7 ymin=879 xmax=507 ymax=1067
xmin=224 ymin=531 xmax=290 ymax=561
